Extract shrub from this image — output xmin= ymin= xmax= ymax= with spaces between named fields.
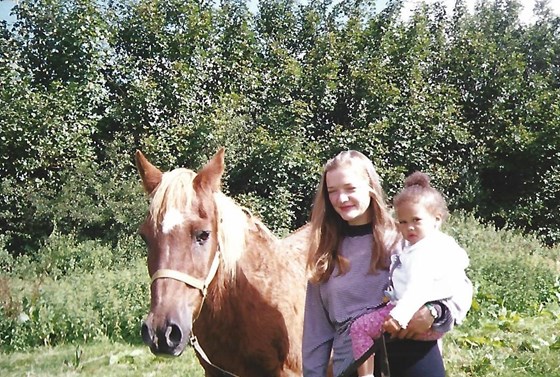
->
xmin=29 ymin=231 xmax=114 ymax=279
xmin=0 ymin=259 xmax=149 ymax=351
xmin=8 ymin=230 xmax=145 ymax=280
xmin=445 ymin=212 xmax=560 ymax=317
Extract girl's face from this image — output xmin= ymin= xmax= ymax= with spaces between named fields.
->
xmin=395 ymin=201 xmax=441 ymax=245
xmin=326 ymin=166 xmax=372 ymax=226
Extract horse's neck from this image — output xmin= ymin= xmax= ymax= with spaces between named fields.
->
xmin=215 ymin=226 xmax=275 ymax=294
xmin=193 ymin=224 xmax=307 ymax=375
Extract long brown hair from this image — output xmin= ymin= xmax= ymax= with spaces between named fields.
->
xmin=306 ymin=150 xmax=398 ymax=283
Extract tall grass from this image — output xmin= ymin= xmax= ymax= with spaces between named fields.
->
xmin=0 ymin=338 xmax=205 ymax=376
xmin=443 ymin=212 xmax=560 ymax=376
xmin=0 ymin=233 xmax=148 ymax=350
xmin=0 ymin=212 xmax=559 ymax=376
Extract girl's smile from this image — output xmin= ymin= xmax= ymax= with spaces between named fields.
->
xmin=326 ymin=166 xmax=372 ymax=225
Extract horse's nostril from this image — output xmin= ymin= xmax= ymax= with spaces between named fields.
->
xmin=141 ymin=322 xmax=152 ymax=345
xmin=165 ymin=322 xmax=183 ymax=347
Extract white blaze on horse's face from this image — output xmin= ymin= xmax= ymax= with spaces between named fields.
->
xmin=162 ymin=208 xmax=185 ymax=234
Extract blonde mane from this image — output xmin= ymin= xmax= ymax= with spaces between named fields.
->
xmin=149 ymin=168 xmax=273 ymax=281
xmin=213 ymin=192 xmax=249 ymax=278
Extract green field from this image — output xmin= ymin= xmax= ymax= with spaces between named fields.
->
xmin=2 ymin=320 xmax=560 ymax=377
xmin=0 ymin=338 xmax=204 ymax=376
xmin=1 ymin=214 xmax=559 ymax=376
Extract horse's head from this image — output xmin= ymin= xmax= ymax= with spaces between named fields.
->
xmin=136 ymin=148 xmax=225 ymax=356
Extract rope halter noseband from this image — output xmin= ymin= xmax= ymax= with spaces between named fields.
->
xmin=149 ymin=249 xmax=239 ymax=377
xmin=150 ymin=249 xmax=221 ymax=300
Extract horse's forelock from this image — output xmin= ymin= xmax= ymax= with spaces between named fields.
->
xmin=149 ymin=169 xmax=250 ymax=278
xmin=150 ymin=168 xmax=197 ymax=228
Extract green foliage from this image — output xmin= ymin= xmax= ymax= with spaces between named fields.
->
xmin=443 ymin=212 xmax=560 ymax=376
xmin=0 ymin=259 xmax=149 ymax=350
xmin=15 ymin=231 xmax=144 ymax=280
xmin=474 ymin=259 xmax=558 ymax=314
xmin=12 ymin=0 xmax=111 ymax=86
xmin=2 ymin=0 xmax=560 ymax=256
xmin=28 ymin=232 xmax=115 ymax=278
xmin=226 ymin=126 xmax=321 ymax=230
xmin=445 ymin=212 xmax=560 ymax=316
xmin=442 ymin=0 xmax=560 ymax=244
xmin=445 ymin=304 xmax=560 ymax=376
xmin=32 ymin=155 xmax=147 ymax=247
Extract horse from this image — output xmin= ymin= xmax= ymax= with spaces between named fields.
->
xmin=136 ymin=147 xmax=310 ymax=377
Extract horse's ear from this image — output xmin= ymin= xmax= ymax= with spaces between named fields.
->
xmin=193 ymin=147 xmax=225 ymax=192
xmin=135 ymin=150 xmax=163 ymax=194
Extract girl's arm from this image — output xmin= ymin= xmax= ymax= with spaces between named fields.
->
xmin=302 ymin=282 xmax=335 ymax=377
xmin=392 ymin=275 xmax=473 ymax=339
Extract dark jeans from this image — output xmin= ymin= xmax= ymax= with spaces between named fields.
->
xmin=340 ymin=337 xmax=445 ymax=377
xmin=376 ymin=339 xmax=445 ymax=377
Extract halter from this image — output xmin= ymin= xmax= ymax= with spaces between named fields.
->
xmin=150 ymin=249 xmax=221 ymax=299
xmin=149 ymin=249 xmax=240 ymax=377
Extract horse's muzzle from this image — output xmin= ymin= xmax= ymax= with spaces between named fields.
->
xmin=141 ymin=316 xmax=190 ymax=356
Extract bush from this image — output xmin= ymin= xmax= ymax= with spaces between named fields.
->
xmin=0 ymin=259 xmax=149 ymax=351
xmin=225 ymin=128 xmax=321 ymax=233
xmin=32 ymin=157 xmax=147 ymax=247
xmin=4 ymin=229 xmax=145 ymax=281
xmin=444 ymin=212 xmax=560 ymax=317
xmin=30 ymin=231 xmax=115 ymax=279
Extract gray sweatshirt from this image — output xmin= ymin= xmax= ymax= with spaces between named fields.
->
xmin=302 ymin=226 xmax=472 ymax=377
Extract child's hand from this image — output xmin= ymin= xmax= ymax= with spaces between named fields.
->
xmin=383 ymin=316 xmax=402 ymax=335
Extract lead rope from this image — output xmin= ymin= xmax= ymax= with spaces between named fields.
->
xmin=190 ymin=249 xmax=240 ymax=377
xmin=338 ymin=334 xmax=391 ymax=377
xmin=378 ymin=334 xmax=391 ymax=377
xmin=189 ymin=335 xmax=241 ymax=377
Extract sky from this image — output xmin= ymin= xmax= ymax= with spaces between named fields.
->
xmin=1 ymin=0 xmax=560 ymax=24
xmin=401 ymin=0 xmax=560 ymax=24
xmin=0 ymin=0 xmax=16 ymax=24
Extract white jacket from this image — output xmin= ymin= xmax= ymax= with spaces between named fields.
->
xmin=388 ymin=230 xmax=471 ymax=328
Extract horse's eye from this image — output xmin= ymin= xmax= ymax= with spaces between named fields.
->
xmin=195 ymin=230 xmax=210 ymax=244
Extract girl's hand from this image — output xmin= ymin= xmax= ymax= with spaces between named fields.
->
xmin=383 ymin=316 xmax=402 ymax=335
xmin=392 ymin=306 xmax=434 ymax=339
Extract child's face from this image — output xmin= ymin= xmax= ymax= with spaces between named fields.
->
xmin=326 ymin=166 xmax=372 ymax=226
xmin=395 ymin=201 xmax=441 ymax=245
